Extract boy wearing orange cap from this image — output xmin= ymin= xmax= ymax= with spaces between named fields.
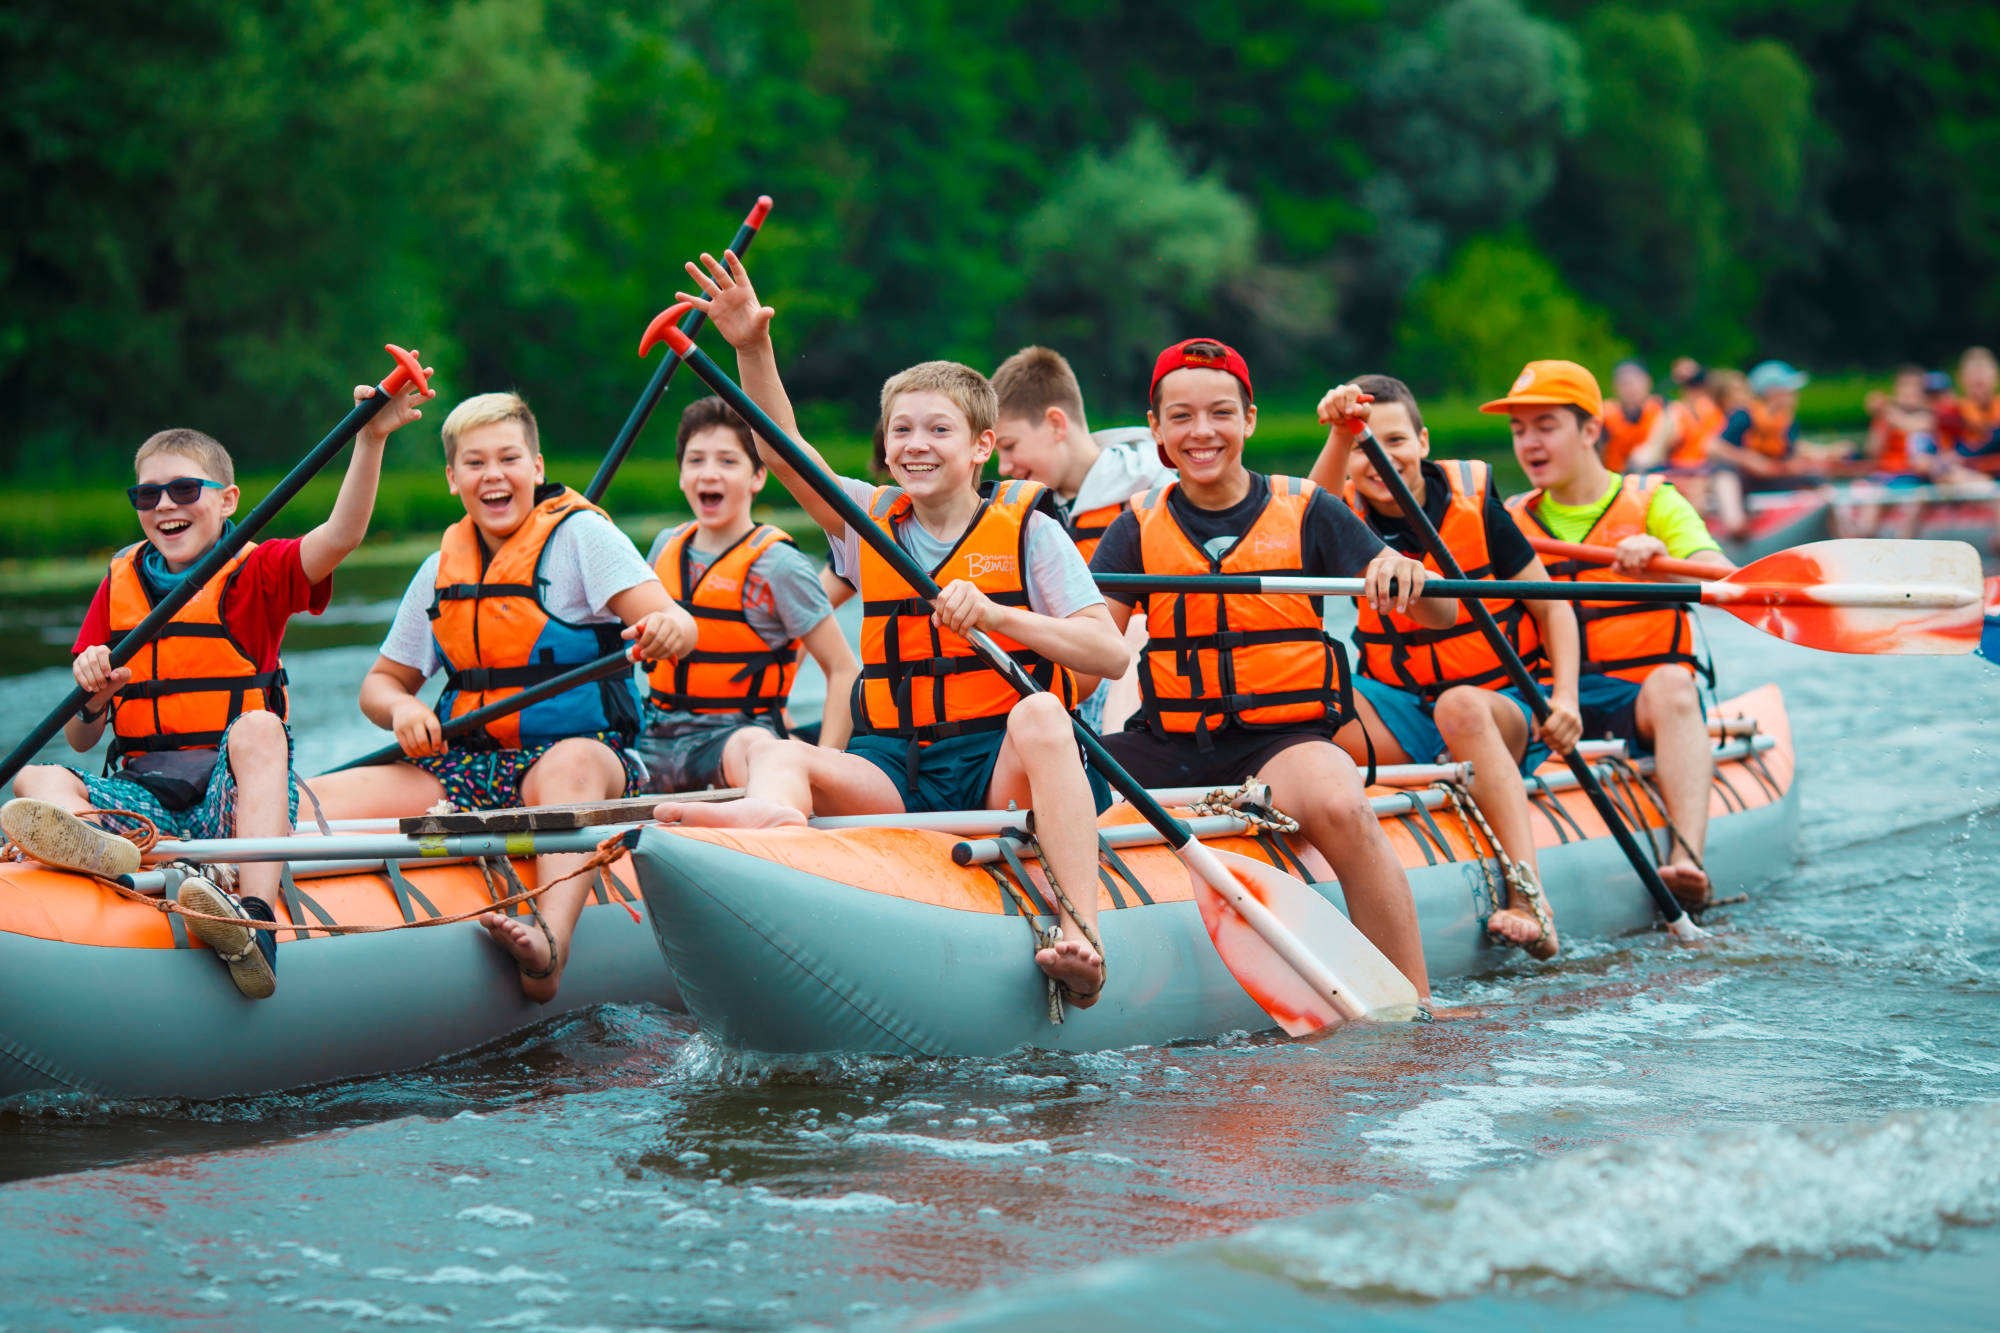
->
xmin=1087 ymin=338 xmax=1456 ymax=1000
xmin=1487 ymin=360 xmax=1732 ymax=907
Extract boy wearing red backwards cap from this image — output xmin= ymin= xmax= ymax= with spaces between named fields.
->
xmin=654 ymin=251 xmax=1131 ymax=1007
xmin=1489 ymin=360 xmax=1731 ymax=908
xmin=1087 ymin=339 xmax=1455 ymax=1000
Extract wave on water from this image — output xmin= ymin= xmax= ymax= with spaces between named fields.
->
xmin=1221 ymin=1100 xmax=2000 ymax=1300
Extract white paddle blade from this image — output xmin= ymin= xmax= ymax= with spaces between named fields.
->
xmin=1713 ymin=539 xmax=1984 ymax=656
xmin=1188 ymin=845 xmax=1422 ymax=1035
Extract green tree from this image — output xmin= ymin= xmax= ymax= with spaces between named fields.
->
xmin=1395 ymin=232 xmax=1631 ymax=396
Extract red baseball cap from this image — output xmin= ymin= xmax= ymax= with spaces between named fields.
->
xmin=1149 ymin=338 xmax=1254 ymax=468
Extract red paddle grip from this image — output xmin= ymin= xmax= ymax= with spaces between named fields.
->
xmin=381 ymin=344 xmax=432 ymax=395
xmin=639 ymin=303 xmax=697 ymax=360
xmin=746 ymin=195 xmax=774 ymax=228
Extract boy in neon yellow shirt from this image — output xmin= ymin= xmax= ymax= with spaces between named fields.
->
xmin=1489 ymin=360 xmax=1733 ymax=908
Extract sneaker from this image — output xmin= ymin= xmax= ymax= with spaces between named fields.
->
xmin=176 ymin=877 xmax=278 ymax=999
xmin=0 ymin=799 xmax=142 ymax=878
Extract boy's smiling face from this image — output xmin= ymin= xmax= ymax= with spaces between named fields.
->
xmin=136 ymin=451 xmax=238 ymax=572
xmin=679 ymin=425 xmax=766 ymax=530
xmin=884 ymin=390 xmax=991 ymax=502
xmin=447 ymin=419 xmax=545 ymax=546
xmin=1149 ymin=366 xmax=1255 ymax=486
xmin=1347 ymin=401 xmax=1429 ymax=514
xmin=993 ymin=410 xmax=1064 ymax=487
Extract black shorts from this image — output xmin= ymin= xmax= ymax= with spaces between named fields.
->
xmin=1098 ymin=721 xmax=1335 ymax=790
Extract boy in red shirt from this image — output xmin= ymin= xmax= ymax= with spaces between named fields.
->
xmin=3 ymin=378 xmax=431 ymax=998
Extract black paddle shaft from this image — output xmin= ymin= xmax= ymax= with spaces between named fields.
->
xmin=320 ymin=647 xmax=636 ymax=774
xmin=1094 ymin=574 xmax=1705 ymax=602
xmin=584 ymin=198 xmax=772 ymax=504
xmin=658 ymin=338 xmax=1197 ymax=849
xmin=1348 ymin=428 xmax=1693 ymax=926
xmin=0 ymin=357 xmax=423 ymax=790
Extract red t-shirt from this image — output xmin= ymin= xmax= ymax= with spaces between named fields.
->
xmin=73 ymin=537 xmax=333 ymax=672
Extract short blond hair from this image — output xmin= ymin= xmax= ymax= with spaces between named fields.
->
xmin=992 ymin=346 xmax=1087 ymax=427
xmin=441 ymin=392 xmax=539 ymax=464
xmin=879 ymin=361 xmax=996 ymax=437
xmin=135 ymin=429 xmax=234 ymax=487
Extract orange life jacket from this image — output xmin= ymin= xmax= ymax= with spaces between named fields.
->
xmin=1131 ymin=475 xmax=1353 ymax=743
xmin=1949 ymin=395 xmax=2000 ymax=457
xmin=1741 ymin=401 xmax=1796 ymax=460
xmin=1600 ymin=396 xmax=1663 ymax=472
xmin=645 ymin=522 xmax=800 ymax=728
xmin=103 ymin=543 xmax=286 ymax=766
xmin=1346 ymin=460 xmax=1542 ymax=700
xmin=430 ymin=486 xmax=640 ymax=751
xmin=1065 ymin=500 xmax=1124 ymax=564
xmin=1665 ymin=394 xmax=1722 ymax=469
xmin=853 ymin=480 xmax=1077 ymax=755
xmin=1506 ymin=476 xmax=1712 ymax=686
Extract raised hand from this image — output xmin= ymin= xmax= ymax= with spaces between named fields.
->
xmin=676 ymin=251 xmax=775 ymax=349
xmin=1316 ymin=383 xmax=1372 ymax=429
xmin=355 ymin=358 xmax=437 ymax=445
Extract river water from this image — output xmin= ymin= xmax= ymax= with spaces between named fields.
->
xmin=0 ymin=590 xmax=1997 ymax=1330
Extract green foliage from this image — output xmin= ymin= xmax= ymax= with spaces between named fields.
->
xmin=1394 ymin=233 xmax=1632 ymax=397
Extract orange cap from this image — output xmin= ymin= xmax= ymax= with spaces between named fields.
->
xmin=1479 ymin=360 xmax=1604 ymax=418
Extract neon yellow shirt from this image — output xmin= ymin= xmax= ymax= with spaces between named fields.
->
xmin=1527 ymin=478 xmax=1721 ymax=560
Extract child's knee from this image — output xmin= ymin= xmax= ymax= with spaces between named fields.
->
xmin=225 ymin=710 xmax=289 ymax=768
xmin=1005 ymin=694 xmax=1072 ymax=752
xmin=1431 ymin=687 xmax=1491 ymax=738
xmin=12 ymin=765 xmax=82 ymax=801
xmin=525 ymin=739 xmax=622 ymax=800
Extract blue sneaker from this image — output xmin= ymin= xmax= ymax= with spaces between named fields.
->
xmin=176 ymin=877 xmax=278 ymax=999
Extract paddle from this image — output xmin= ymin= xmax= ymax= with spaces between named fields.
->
xmin=584 ymin=196 xmax=774 ymax=504
xmin=638 ymin=305 xmax=1421 ymax=1031
xmin=0 ymin=346 xmax=433 ymax=791
xmin=1342 ymin=421 xmax=1706 ymax=939
xmin=1526 ymin=536 xmax=1735 ymax=581
xmin=1097 ymin=538 xmax=1985 ymax=657
xmin=319 ymin=647 xmax=640 ymax=774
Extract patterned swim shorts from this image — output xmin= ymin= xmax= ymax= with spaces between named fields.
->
xmin=404 ymin=732 xmax=648 ymax=810
xmin=68 ymin=714 xmax=302 ymax=841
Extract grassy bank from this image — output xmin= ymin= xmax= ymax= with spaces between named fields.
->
xmin=6 ymin=375 xmax=1878 ymax=576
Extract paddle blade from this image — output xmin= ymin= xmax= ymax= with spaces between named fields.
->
xmin=1712 ymin=539 xmax=1984 ymax=656
xmin=1189 ymin=846 xmax=1422 ymax=1036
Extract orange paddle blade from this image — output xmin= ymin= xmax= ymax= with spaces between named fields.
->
xmin=1189 ymin=846 xmax=1422 ymax=1036
xmin=1707 ymin=539 xmax=1984 ymax=656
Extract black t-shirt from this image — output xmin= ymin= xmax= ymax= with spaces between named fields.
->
xmin=1357 ymin=459 xmax=1539 ymax=579
xmin=1088 ymin=473 xmax=1385 ymax=604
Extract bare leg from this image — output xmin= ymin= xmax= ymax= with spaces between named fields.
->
xmin=479 ymin=737 xmax=631 ymax=1002
xmin=1257 ymin=741 xmax=1430 ymax=1000
xmin=1331 ymin=691 xmax=1416 ymax=768
xmin=10 ymin=765 xmax=91 ymax=812
xmin=302 ymin=763 xmax=447 ymax=821
xmin=656 ymin=733 xmax=903 ymax=828
xmin=220 ymin=711 xmax=291 ymax=909
xmin=986 ymin=695 xmax=1104 ymax=1003
xmin=1635 ymin=668 xmax=1713 ymax=906
xmin=1432 ymin=687 xmax=1557 ymax=958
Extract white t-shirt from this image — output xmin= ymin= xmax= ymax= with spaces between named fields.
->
xmin=379 ymin=510 xmax=660 ymax=679
xmin=824 ymin=476 xmax=1103 ymax=620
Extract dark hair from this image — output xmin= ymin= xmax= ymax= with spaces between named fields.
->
xmin=675 ymin=395 xmax=760 ymax=467
xmin=1568 ymin=405 xmax=1598 ymax=430
xmin=1150 ymin=340 xmax=1250 ymax=413
xmin=1350 ymin=373 xmax=1424 ymax=436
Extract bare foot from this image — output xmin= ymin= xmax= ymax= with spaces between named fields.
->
xmin=1658 ymin=860 xmax=1711 ymax=910
xmin=1487 ymin=902 xmax=1559 ymax=961
xmin=479 ymin=911 xmax=556 ymax=994
xmin=1035 ymin=938 xmax=1105 ymax=1009
xmin=652 ymin=797 xmax=808 ymax=829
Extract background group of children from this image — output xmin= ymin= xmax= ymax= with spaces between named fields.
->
xmin=5 ymin=246 xmax=1763 ymax=1019
xmin=1598 ymin=346 xmax=2000 ymax=541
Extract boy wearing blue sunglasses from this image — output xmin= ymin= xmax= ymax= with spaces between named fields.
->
xmin=6 ymin=376 xmax=430 ymax=999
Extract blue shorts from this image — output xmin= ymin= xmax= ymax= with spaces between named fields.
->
xmin=849 ymin=728 xmax=1113 ymax=815
xmin=1354 ymin=676 xmax=1548 ymax=774
xmin=1574 ymin=671 xmax=1707 ymax=755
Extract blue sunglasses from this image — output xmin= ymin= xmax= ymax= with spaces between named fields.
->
xmin=128 ymin=477 xmax=225 ymax=510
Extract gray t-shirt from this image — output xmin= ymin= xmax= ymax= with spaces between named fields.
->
xmin=824 ymin=476 xmax=1103 ymax=620
xmin=642 ymin=525 xmax=834 ymax=728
